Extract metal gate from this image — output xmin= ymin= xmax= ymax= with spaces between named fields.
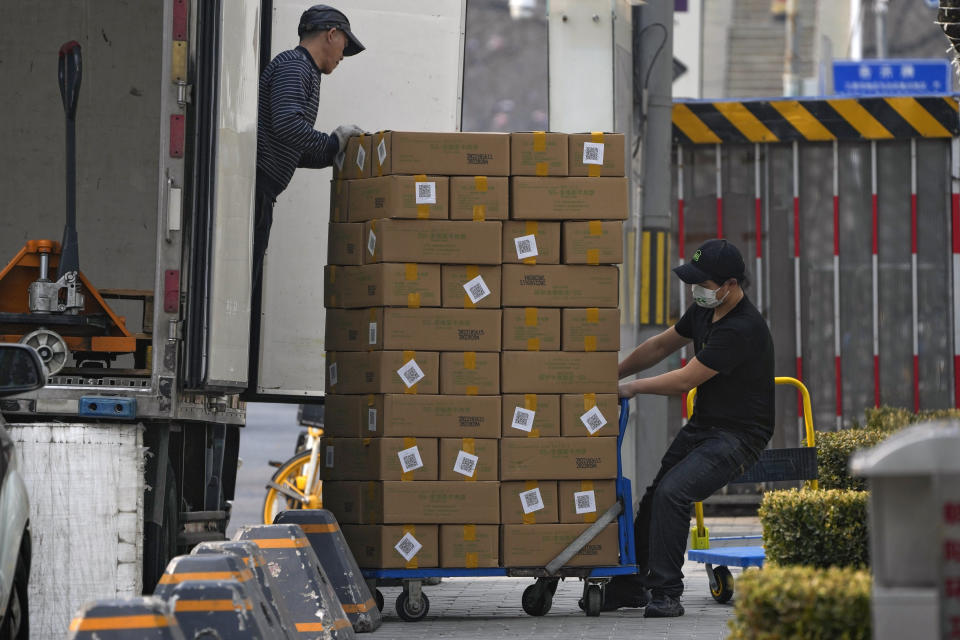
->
xmin=669 ymin=96 xmax=960 ymax=446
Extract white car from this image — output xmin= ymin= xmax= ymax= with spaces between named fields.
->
xmin=0 ymin=344 xmax=43 ymax=640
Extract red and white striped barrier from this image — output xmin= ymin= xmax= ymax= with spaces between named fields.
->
xmin=870 ymin=142 xmax=880 ymax=408
xmin=833 ymin=141 xmax=843 ymax=429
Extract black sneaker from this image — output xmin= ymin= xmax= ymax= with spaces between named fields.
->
xmin=644 ymin=594 xmax=684 ymax=618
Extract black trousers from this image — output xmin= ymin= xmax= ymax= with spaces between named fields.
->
xmin=247 ymin=187 xmax=275 ymax=394
xmin=627 ymin=423 xmax=761 ymax=598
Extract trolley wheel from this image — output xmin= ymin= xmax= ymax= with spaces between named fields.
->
xmin=584 ymin=584 xmax=602 ymax=617
xmin=374 ymin=588 xmax=384 ymax=612
xmin=710 ymin=566 xmax=734 ymax=603
xmin=396 ymin=591 xmax=429 ymax=622
xmin=521 ymin=580 xmax=553 ymax=617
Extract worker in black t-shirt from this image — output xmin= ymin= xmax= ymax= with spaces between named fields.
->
xmin=602 ymin=238 xmax=775 ymax=617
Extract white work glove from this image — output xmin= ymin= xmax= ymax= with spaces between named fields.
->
xmin=332 ymin=124 xmax=365 ymax=147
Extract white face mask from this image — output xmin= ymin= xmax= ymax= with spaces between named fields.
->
xmin=692 ymin=283 xmax=728 ymax=309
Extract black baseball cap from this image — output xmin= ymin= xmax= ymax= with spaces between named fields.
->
xmin=298 ymin=5 xmax=365 ymax=56
xmin=673 ymin=239 xmax=745 ymax=285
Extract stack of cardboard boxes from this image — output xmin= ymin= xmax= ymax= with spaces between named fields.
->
xmin=321 ymin=130 xmax=626 ymax=570
xmin=498 ymin=132 xmax=626 ymax=567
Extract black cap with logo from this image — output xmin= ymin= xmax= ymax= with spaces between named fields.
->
xmin=673 ymin=239 xmax=745 ymax=285
xmin=298 ymin=5 xmax=365 ymax=56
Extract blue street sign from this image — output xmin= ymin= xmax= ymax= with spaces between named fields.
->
xmin=833 ymin=59 xmax=952 ymax=96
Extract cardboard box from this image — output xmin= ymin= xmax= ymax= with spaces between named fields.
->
xmin=439 ymin=352 xmax=500 ymax=395
xmin=372 ymin=131 xmax=511 ymax=176
xmin=560 ymin=308 xmax=621 ymax=352
xmin=439 ymin=438 xmax=499 ymax=481
xmin=320 ymin=437 xmax=439 ymax=481
xmin=500 ymin=524 xmax=619 ymax=567
xmin=347 ymin=175 xmax=449 ymax=222
xmin=341 ymin=524 xmax=439 ymax=569
xmin=501 ymin=394 xmax=560 ymax=438
xmin=558 ymin=480 xmax=618 ymax=524
xmin=510 ymin=132 xmax=569 ymax=176
xmin=500 ymin=481 xmax=558 ymax=524
xmin=441 ymin=265 xmax=502 ymax=309
xmin=450 ymin=176 xmax=509 ymax=220
xmin=323 ymin=481 xmax=500 ymax=524
xmin=328 ymin=222 xmax=364 ymax=265
xmin=500 ymin=351 xmax=618 ymax=394
xmin=511 ymin=177 xmax=628 ymax=220
xmin=332 ymin=134 xmax=373 ymax=180
xmin=560 ymin=394 xmax=621 ymax=437
xmin=501 ymin=265 xmax=619 ymax=308
xmin=323 ymin=394 xmax=502 ymax=439
xmin=330 ymin=179 xmax=349 ymax=223
xmin=363 ymin=308 xmax=501 ymax=351
xmin=440 ymin=525 xmax=499 ymax=568
xmin=501 ymin=221 xmax=560 ymax=265
xmin=499 ymin=437 xmax=618 ymax=480
xmin=325 ymin=308 xmax=385 ymax=350
xmin=562 ymin=221 xmax=623 ymax=264
xmin=568 ymin=133 xmax=626 ymax=177
xmin=501 ymin=308 xmax=561 ymax=352
xmin=324 ymin=264 xmax=442 ymax=308
xmin=325 ymin=350 xmax=439 ymax=394
xmin=365 ymin=220 xmax=502 ymax=264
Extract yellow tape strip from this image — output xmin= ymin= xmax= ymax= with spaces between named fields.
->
xmin=473 ymin=204 xmax=486 ymax=221
xmin=464 ymin=265 xmax=480 ymax=308
xmin=299 ymin=523 xmax=340 ymax=534
xmin=584 ymin=336 xmax=597 ymax=352
xmin=414 ymin=174 xmax=430 ymax=218
xmin=405 ymin=263 xmax=418 ymax=281
xmin=586 ymin=307 xmax=600 ymax=323
xmin=524 ymin=394 xmax=538 ymax=411
xmin=463 ymin=437 xmax=476 ymax=481
xmin=474 ymin=176 xmax=488 ymax=192
xmin=403 ymin=350 xmax=417 ymax=395
xmin=526 ymin=338 xmax=540 ymax=351
xmin=588 ymin=132 xmax=604 ymax=177
xmin=463 ymin=524 xmax=477 ymax=541
xmin=70 ymin=615 xmax=170 ymax=631
xmin=407 ymin=292 xmax=421 ymax=308
xmin=464 ymin=352 xmax=476 ymax=370
xmin=465 ymin=552 xmax=479 ymax=569
xmin=250 ymin=538 xmax=310 ymax=550
xmin=533 ymin=131 xmax=547 ymax=152
xmin=401 ymin=436 xmax=417 ymax=481
xmin=535 ymin=161 xmax=549 ymax=176
xmin=341 ymin=599 xmax=377 ymax=614
xmin=466 ymin=385 xmax=479 ymax=396
xmin=583 ymin=393 xmax=597 ymax=411
xmin=525 ymin=308 xmax=539 ymax=326
xmin=522 ymin=481 xmax=538 ymax=524
xmin=523 ymin=221 xmax=539 ymax=264
xmin=159 ymin=569 xmax=254 ymax=584
xmin=582 ymin=480 xmax=597 ymax=523
xmin=403 ymin=525 xmax=418 ymax=569
xmin=586 ymin=249 xmax=600 ymax=265
xmin=175 ymin=599 xmax=252 ymax=612
xmin=588 ymin=220 xmax=603 ymax=236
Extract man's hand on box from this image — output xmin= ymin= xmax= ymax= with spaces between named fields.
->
xmin=332 ymin=123 xmax=365 ymax=147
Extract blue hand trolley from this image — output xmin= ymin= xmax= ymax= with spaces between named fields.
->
xmin=362 ymin=398 xmax=638 ymax=620
xmin=686 ymin=377 xmax=819 ymax=603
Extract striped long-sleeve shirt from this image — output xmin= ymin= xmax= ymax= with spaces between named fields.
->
xmin=256 ymin=46 xmax=339 ymax=200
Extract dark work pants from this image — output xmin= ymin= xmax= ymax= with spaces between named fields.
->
xmin=247 ymin=188 xmax=275 ymax=394
xmin=628 ymin=423 xmax=761 ymax=598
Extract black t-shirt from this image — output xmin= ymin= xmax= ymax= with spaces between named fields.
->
xmin=675 ymin=295 xmax=775 ymax=448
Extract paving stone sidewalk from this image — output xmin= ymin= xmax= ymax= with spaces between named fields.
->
xmin=371 ymin=517 xmax=760 ymax=640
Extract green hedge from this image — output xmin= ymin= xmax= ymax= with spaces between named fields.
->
xmin=861 ymin=406 xmax=960 ymax=433
xmin=759 ymin=489 xmax=868 ymax=568
xmin=815 ymin=429 xmax=887 ymax=491
xmin=727 ymin=565 xmax=871 ymax=640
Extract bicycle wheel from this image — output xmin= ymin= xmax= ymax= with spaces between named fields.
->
xmin=262 ymin=449 xmax=323 ymax=524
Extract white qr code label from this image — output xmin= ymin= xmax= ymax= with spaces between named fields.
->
xmin=514 ymin=234 xmax=539 ymax=260
xmin=574 ymin=490 xmax=597 ymax=514
xmin=510 ymin=407 xmax=536 ymax=433
xmin=519 ymin=487 xmax=545 ymax=514
xmin=398 ymin=445 xmax=424 ymax=473
xmin=367 ymin=229 xmax=377 ymax=255
xmin=368 ymin=322 xmax=378 ymax=345
xmin=580 ymin=406 xmax=608 ymax=435
xmin=462 ymin=275 xmax=491 ymax=304
xmin=394 ymin=532 xmax=422 ymax=562
xmin=377 ymin=139 xmax=387 ymax=166
xmin=356 ymin=145 xmax=366 ymax=170
xmin=325 ymin=446 xmax=335 ymax=468
xmin=328 ymin=362 xmax=338 ymax=386
xmin=582 ymin=142 xmax=605 ymax=165
xmin=453 ymin=450 xmax=479 ymax=477
xmin=397 ymin=359 xmax=425 ymax=388
xmin=368 ymin=408 xmax=378 ymax=432
xmin=415 ymin=181 xmax=437 ymax=205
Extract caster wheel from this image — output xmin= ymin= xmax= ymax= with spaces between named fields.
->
xmin=396 ymin=591 xmax=429 ymax=622
xmin=374 ymin=588 xmax=384 ymax=612
xmin=521 ymin=581 xmax=553 ymax=616
xmin=710 ymin=566 xmax=734 ymax=603
xmin=584 ymin=584 xmax=602 ymax=617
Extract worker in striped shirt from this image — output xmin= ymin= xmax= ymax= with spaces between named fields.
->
xmin=249 ymin=5 xmax=364 ymax=392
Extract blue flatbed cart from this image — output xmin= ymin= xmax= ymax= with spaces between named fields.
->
xmin=686 ymin=377 xmax=819 ymax=603
xmin=362 ymin=398 xmax=639 ymax=620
